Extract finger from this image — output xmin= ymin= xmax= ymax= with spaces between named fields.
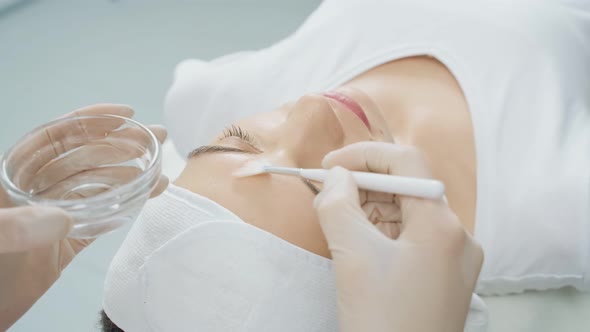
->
xmin=66 ymin=238 xmax=95 ymax=257
xmin=35 ymin=166 xmax=142 ymax=200
xmin=322 ymin=142 xmax=452 ymax=238
xmin=30 ymin=127 xmax=159 ymax=192
xmin=0 ymin=183 xmax=11 ymax=207
xmin=60 ymin=103 xmax=134 ymax=119
xmin=147 ymin=125 xmax=167 ymax=144
xmin=363 ymin=201 xmax=402 ymax=223
xmin=322 ymin=141 xmax=433 ymax=178
xmin=313 ymin=167 xmax=385 ymax=255
xmin=374 ymin=220 xmax=401 ymax=239
xmin=149 ymin=176 xmax=169 ymax=198
xmin=0 ymin=206 xmax=72 ymax=253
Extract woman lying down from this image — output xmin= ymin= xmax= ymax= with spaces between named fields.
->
xmin=101 ymin=0 xmax=590 ymax=331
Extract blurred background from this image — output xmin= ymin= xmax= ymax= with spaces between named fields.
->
xmin=0 ymin=1 xmax=319 ymax=330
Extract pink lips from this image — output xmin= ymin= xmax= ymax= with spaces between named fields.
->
xmin=322 ymin=91 xmax=371 ymax=129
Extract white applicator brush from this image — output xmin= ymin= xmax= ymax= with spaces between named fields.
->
xmin=234 ymin=161 xmax=445 ymax=200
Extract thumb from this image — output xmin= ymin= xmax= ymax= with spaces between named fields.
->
xmin=0 ymin=206 xmax=73 ymax=253
xmin=313 ymin=167 xmax=383 ymax=255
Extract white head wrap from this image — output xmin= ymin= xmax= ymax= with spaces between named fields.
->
xmin=103 ymin=184 xmax=487 ymax=331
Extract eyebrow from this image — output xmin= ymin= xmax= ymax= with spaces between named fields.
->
xmin=188 ymin=145 xmax=251 ymax=159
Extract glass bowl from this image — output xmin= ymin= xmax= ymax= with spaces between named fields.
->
xmin=0 ymin=114 xmax=161 ymax=239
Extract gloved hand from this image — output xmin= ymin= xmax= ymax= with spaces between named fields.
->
xmin=314 ymin=142 xmax=483 ymax=332
xmin=0 ymin=104 xmax=168 ymax=330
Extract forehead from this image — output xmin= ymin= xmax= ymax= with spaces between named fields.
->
xmin=234 ymin=101 xmax=294 ymax=128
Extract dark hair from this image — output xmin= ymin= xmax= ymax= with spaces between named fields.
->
xmin=99 ymin=310 xmax=124 ymax=332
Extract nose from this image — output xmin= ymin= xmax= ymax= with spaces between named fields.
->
xmin=277 ymin=94 xmax=345 ymax=168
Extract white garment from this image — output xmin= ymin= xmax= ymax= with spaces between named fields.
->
xmin=103 ymin=185 xmax=489 ymax=331
xmin=165 ymin=0 xmax=590 ymax=295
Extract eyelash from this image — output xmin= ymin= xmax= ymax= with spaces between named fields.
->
xmin=302 ymin=178 xmax=320 ymax=195
xmin=222 ymin=125 xmax=256 ymax=144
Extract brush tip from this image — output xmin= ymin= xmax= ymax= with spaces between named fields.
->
xmin=233 ymin=160 xmax=271 ymax=178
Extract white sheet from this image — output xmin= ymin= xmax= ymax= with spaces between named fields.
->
xmin=483 ymin=288 xmax=590 ymax=331
xmin=161 ymin=141 xmax=590 ymax=332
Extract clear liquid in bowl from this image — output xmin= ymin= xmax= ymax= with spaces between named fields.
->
xmin=23 ymin=141 xmax=148 ymax=201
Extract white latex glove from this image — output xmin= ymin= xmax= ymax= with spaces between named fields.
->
xmin=0 ymin=104 xmax=169 ymax=330
xmin=314 ymin=142 xmax=483 ymax=332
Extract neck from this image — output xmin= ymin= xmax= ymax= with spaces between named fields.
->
xmin=342 ymin=56 xmax=477 ymax=233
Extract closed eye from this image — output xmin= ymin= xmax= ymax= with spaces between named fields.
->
xmin=221 ymin=125 xmax=262 ymax=152
xmin=189 ymin=125 xmax=262 ymax=159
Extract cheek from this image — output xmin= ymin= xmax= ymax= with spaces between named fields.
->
xmin=175 ymin=157 xmax=330 ymax=259
xmin=231 ymin=175 xmax=330 ymax=259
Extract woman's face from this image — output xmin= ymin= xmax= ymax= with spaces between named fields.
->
xmin=175 ymin=87 xmax=394 ymax=258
